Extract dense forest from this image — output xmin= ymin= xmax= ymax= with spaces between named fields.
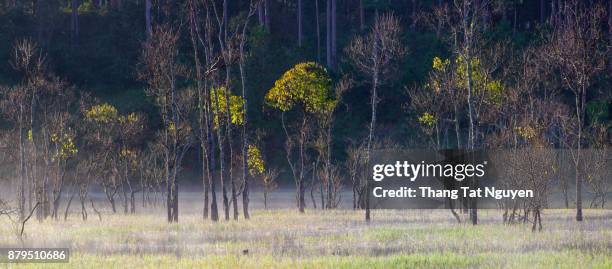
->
xmin=0 ymin=0 xmax=610 ymax=226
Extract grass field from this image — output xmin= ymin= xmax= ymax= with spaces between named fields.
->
xmin=0 ymin=205 xmax=610 ymax=268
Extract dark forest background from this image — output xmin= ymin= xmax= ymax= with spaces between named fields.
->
xmin=0 ymin=0 xmax=610 ymax=223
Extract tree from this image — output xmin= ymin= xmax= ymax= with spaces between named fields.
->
xmin=185 ymin=0 xmax=219 ymax=221
xmin=0 ymin=39 xmax=46 ymax=221
xmin=84 ymin=103 xmax=120 ymax=213
xmin=544 ymin=1 xmax=607 ymax=221
xmin=266 ymin=62 xmax=334 ymax=213
xmin=145 ymin=0 xmax=152 ymax=38
xmin=247 ymin=144 xmax=276 ymax=209
xmin=345 ymin=13 xmax=404 ymax=222
xmin=326 ymin=0 xmax=337 ymax=70
xmin=453 ymin=0 xmax=493 ymax=225
xmin=210 ymin=86 xmax=245 ymax=220
xmin=315 ymin=77 xmax=349 ymax=209
xmin=237 ymin=2 xmax=258 ymax=219
xmin=139 ymin=25 xmax=193 ymax=222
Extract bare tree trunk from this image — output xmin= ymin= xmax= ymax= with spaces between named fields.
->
xmin=359 ymin=0 xmax=364 ymax=31
xmin=145 ymin=0 xmax=152 ymax=38
xmin=214 ymin=88 xmax=230 ymax=221
xmin=326 ymin=0 xmax=337 ymax=70
xmin=258 ymin=1 xmax=264 ymax=26
xmin=575 ymin=86 xmax=585 ymax=222
xmin=463 ymin=0 xmax=477 ymax=225
xmin=224 ymin=66 xmax=239 ymax=222
xmin=64 ymin=187 xmax=76 ymax=221
xmin=325 ymin=125 xmax=333 ymax=209
xmin=263 ymin=190 xmax=268 ymax=209
xmin=609 ymin=0 xmax=612 ymax=73
xmin=223 ymin=0 xmax=228 ymax=39
xmin=298 ymin=117 xmax=307 ymax=213
xmin=365 ymin=68 xmax=378 ymax=222
xmin=239 ymin=9 xmax=253 ymax=219
xmin=311 ymin=162 xmax=318 ymax=209
xmin=454 ymin=104 xmax=461 ymax=148
xmin=297 ymin=0 xmax=303 ymax=46
xmin=264 ymin=0 xmax=270 ymax=32
xmin=18 ymin=106 xmax=26 ymax=221
xmin=316 ymin=0 xmax=321 ymax=62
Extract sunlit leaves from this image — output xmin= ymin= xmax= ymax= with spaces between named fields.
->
xmin=430 ymin=55 xmax=505 ymax=106
xmin=85 ymin=103 xmax=119 ymax=124
xmin=210 ymin=87 xmax=246 ymax=129
xmin=417 ymin=112 xmax=437 ymax=127
xmin=247 ymin=145 xmax=265 ymax=177
xmin=51 ymin=132 xmax=78 ymax=160
xmin=265 ymin=62 xmax=334 ymax=116
xmin=516 ymin=126 xmax=537 ymax=140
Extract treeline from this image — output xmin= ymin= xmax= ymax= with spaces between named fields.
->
xmin=0 ymin=0 xmax=610 ymax=228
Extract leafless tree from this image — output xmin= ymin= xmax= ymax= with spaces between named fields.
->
xmin=543 ymin=0 xmax=607 ymax=221
xmin=139 ymin=25 xmax=193 ymax=222
xmin=346 ymin=12 xmax=404 ymax=222
xmin=261 ymin=168 xmax=279 ymax=209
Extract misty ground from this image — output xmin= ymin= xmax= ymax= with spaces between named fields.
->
xmin=0 ymin=190 xmax=610 ymax=268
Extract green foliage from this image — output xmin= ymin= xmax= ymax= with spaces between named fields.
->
xmin=265 ymin=62 xmax=334 ymax=116
xmin=247 ymin=145 xmax=265 ymax=177
xmin=210 ymin=87 xmax=246 ymax=128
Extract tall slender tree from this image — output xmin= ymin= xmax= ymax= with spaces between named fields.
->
xmin=346 ymin=13 xmax=404 ymax=222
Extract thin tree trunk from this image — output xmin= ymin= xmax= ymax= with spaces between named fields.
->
xmin=326 ymin=0 xmax=336 ymax=70
xmin=64 ymin=187 xmax=76 ymax=221
xmin=365 ymin=70 xmax=378 ymax=222
xmin=609 ymin=0 xmax=612 ymax=73
xmin=214 ymin=87 xmax=230 ymax=221
xmin=315 ymin=0 xmax=321 ymax=62
xmin=575 ymin=86 xmax=585 ymax=222
xmin=264 ymin=0 xmax=270 ymax=32
xmin=464 ymin=1 xmax=477 ymax=225
xmin=18 ymin=106 xmax=26 ymax=221
xmin=297 ymin=0 xmax=303 ymax=47
xmin=298 ymin=117 xmax=307 ymax=213
xmin=359 ymin=0 xmax=364 ymax=31
xmin=145 ymin=0 xmax=152 ymax=38
xmin=239 ymin=10 xmax=253 ymax=220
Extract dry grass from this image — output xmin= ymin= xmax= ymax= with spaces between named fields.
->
xmin=0 ymin=208 xmax=610 ymax=268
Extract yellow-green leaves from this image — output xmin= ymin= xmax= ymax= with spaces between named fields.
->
xmin=454 ymin=55 xmax=505 ymax=105
xmin=119 ymin=112 xmax=139 ymax=125
xmin=418 ymin=112 xmax=437 ymax=127
xmin=51 ymin=133 xmax=78 ymax=160
xmin=266 ymin=62 xmax=334 ymax=115
xmin=516 ymin=126 xmax=537 ymax=140
xmin=210 ymin=87 xmax=246 ymax=128
xmin=85 ymin=103 xmax=118 ymax=124
xmin=247 ymin=145 xmax=265 ymax=177
xmin=432 ymin=57 xmax=450 ymax=72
